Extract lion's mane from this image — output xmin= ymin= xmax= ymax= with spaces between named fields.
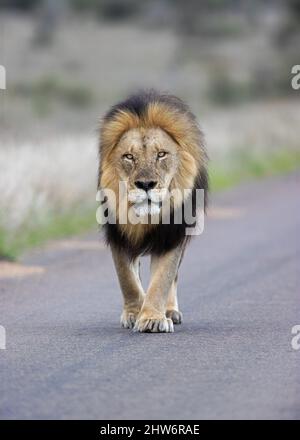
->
xmin=98 ymin=90 xmax=208 ymax=259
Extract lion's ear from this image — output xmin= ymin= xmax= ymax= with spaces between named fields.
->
xmin=100 ymin=110 xmax=140 ymax=156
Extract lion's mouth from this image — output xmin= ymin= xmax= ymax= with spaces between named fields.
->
xmin=128 ymin=188 xmax=165 ymax=217
xmin=132 ymin=198 xmax=162 ymax=217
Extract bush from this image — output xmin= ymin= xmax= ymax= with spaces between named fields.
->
xmin=13 ymin=75 xmax=94 ymax=112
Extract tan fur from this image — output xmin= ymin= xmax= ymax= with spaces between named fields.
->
xmin=99 ymin=95 xmax=207 ymax=332
xmin=99 ymin=101 xmax=206 ymax=246
xmin=100 ymin=101 xmax=205 ymax=168
xmin=112 ymin=242 xmax=185 ymax=332
xmin=111 ymin=246 xmax=145 ymax=328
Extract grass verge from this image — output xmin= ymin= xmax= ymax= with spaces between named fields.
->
xmin=209 ymin=149 xmax=300 ymax=191
xmin=0 ymin=208 xmax=96 ymax=261
xmin=1 ymin=149 xmax=300 ymax=260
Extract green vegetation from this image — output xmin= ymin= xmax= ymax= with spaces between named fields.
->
xmin=208 ymin=68 xmax=293 ymax=105
xmin=12 ymin=75 xmax=94 ymax=116
xmin=0 ymin=208 xmax=96 ymax=261
xmin=0 ymin=149 xmax=300 ymax=261
xmin=209 ymin=149 xmax=300 ymax=191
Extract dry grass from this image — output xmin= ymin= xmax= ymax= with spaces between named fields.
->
xmin=0 ymin=135 xmax=98 ymax=258
xmin=0 ymin=135 xmax=97 ymax=231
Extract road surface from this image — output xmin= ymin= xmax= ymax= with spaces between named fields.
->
xmin=0 ymin=174 xmax=299 ymax=419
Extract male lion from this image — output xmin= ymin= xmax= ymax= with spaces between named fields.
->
xmin=98 ymin=90 xmax=208 ymax=333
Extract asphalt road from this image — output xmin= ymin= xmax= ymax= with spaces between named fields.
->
xmin=0 ymin=174 xmax=299 ymax=420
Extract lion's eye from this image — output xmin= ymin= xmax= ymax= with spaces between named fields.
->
xmin=157 ymin=151 xmax=167 ymax=159
xmin=123 ymin=153 xmax=134 ymax=161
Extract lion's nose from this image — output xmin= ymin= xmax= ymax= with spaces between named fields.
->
xmin=135 ymin=181 xmax=157 ymax=191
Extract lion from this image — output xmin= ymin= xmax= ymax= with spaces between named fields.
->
xmin=98 ymin=90 xmax=208 ymax=333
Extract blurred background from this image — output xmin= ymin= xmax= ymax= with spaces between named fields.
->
xmin=0 ymin=0 xmax=299 ymax=259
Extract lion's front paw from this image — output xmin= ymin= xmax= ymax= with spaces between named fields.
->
xmin=120 ymin=310 xmax=139 ymax=329
xmin=166 ymin=309 xmax=183 ymax=325
xmin=133 ymin=316 xmax=174 ymax=333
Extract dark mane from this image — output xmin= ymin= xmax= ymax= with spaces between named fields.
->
xmin=104 ymin=89 xmax=195 ymax=123
xmin=100 ymin=89 xmax=209 ymax=259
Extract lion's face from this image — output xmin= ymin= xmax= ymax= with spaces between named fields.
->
xmin=99 ymin=91 xmax=207 ymax=247
xmin=113 ymin=127 xmax=179 ymax=216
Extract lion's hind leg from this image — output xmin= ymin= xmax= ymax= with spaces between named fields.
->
xmin=166 ymin=276 xmax=183 ymax=325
